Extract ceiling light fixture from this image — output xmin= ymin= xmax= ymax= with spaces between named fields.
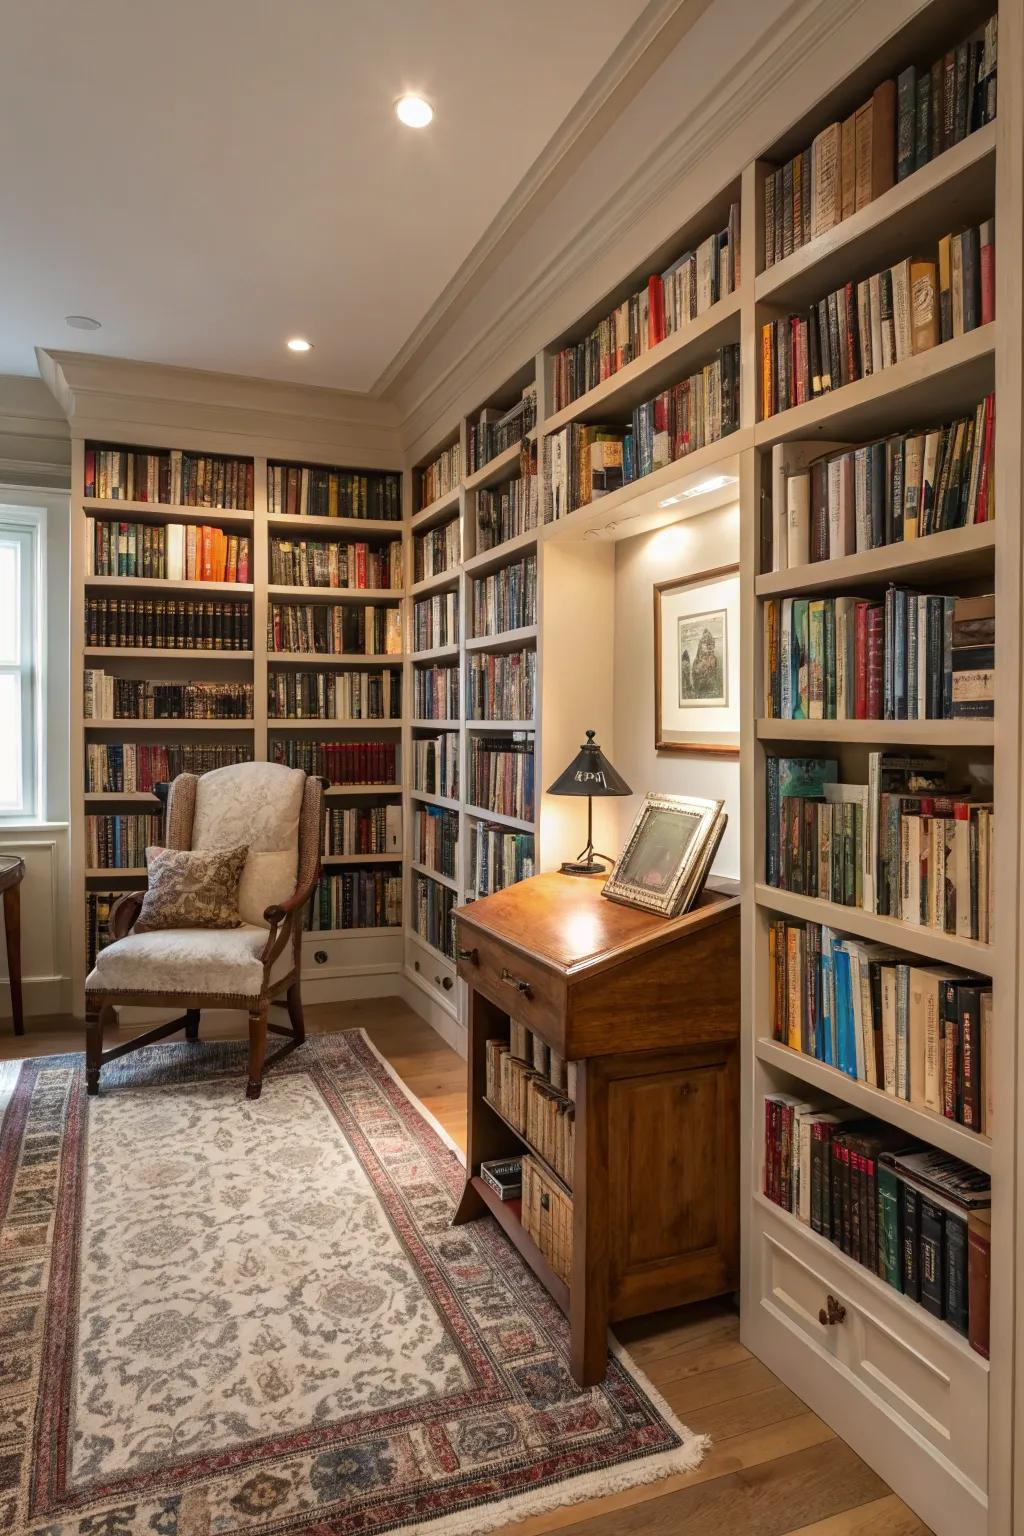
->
xmin=287 ymin=337 xmax=313 ymax=353
xmin=658 ymin=474 xmax=737 ymax=508
xmin=395 ymin=94 xmax=433 ymax=128
xmin=65 ymin=315 xmax=101 ymax=331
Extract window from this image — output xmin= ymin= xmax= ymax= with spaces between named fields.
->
xmin=0 ymin=507 xmax=44 ymax=820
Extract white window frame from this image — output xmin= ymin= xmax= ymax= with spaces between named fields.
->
xmin=0 ymin=502 xmax=46 ymax=823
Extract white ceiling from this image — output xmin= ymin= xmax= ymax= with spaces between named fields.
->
xmin=1 ymin=0 xmax=651 ymax=393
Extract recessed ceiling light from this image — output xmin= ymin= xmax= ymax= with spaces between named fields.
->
xmin=395 ymin=94 xmax=433 ymax=128
xmin=287 ymin=337 xmax=313 ymax=353
xmin=65 ymin=315 xmax=101 ymax=331
xmin=658 ymin=474 xmax=737 ymax=507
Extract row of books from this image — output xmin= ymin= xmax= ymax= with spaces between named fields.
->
xmin=86 ymin=891 xmax=118 ymax=971
xmin=267 ymin=464 xmax=401 ymax=522
xmin=763 ymin=17 xmax=997 ymax=270
xmin=267 ymin=667 xmax=401 ymax=722
xmin=266 ymin=603 xmax=401 ymax=657
xmin=412 ymin=805 xmax=459 ymax=881
xmin=467 ymin=386 xmax=537 ymax=473
xmin=469 ymin=736 xmax=534 ymax=823
xmin=769 ymin=398 xmax=995 ymax=571
xmin=85 ymin=814 xmax=162 ymax=869
xmin=485 ymin=1027 xmax=575 ymax=1188
xmin=761 ymin=224 xmax=993 ymax=417
xmin=413 ymin=664 xmax=460 ymax=721
xmin=304 ymin=871 xmax=401 ymax=932
xmin=476 ymin=445 xmax=538 ymax=552
xmin=467 ymin=649 xmax=535 ymax=723
xmin=85 ymin=599 xmax=252 ymax=652
xmin=85 ymin=743 xmax=250 ymax=794
xmin=471 ymin=555 xmax=536 ymax=638
xmin=414 ymin=518 xmax=460 ymax=582
xmin=268 ymin=538 xmax=402 ymax=591
xmin=324 ymin=805 xmax=402 ymax=857
xmin=546 ymin=344 xmax=740 ymax=519
xmin=522 ymin=1157 xmax=573 ymax=1288
xmin=550 ymin=203 xmax=740 ymax=413
xmin=83 ymin=674 xmax=254 ymax=720
xmin=762 ymin=589 xmax=994 ymax=721
xmin=412 ymin=733 xmax=459 ymax=802
xmin=471 ymin=824 xmax=534 ymax=898
xmin=84 ymin=446 xmax=254 ymax=510
xmin=419 ymin=441 xmax=462 ymax=508
xmin=768 ymin=917 xmax=991 ymax=1132
xmin=269 ymin=739 xmax=397 ymax=786
xmin=763 ymin=1099 xmax=990 ymax=1356
xmin=413 ymin=593 xmax=459 ymax=652
xmin=86 ymin=520 xmax=251 ymax=584
xmin=412 ymin=872 xmax=456 ymax=960
xmin=766 ymin=753 xmax=994 ymax=942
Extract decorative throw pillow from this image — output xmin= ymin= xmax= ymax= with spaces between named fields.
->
xmin=133 ymin=845 xmax=249 ymax=933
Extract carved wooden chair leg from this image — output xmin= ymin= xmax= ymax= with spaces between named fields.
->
xmin=286 ymin=981 xmax=305 ymax=1045
xmin=246 ymin=1004 xmax=268 ymax=1100
xmin=184 ymin=1009 xmax=201 ymax=1043
xmin=85 ymin=1006 xmax=103 ymax=1096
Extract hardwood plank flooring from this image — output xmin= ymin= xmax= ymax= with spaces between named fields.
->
xmin=0 ymin=998 xmax=933 ymax=1536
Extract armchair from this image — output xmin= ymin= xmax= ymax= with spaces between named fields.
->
xmin=84 ymin=762 xmax=325 ymax=1099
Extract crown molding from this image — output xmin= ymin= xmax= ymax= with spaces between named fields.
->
xmin=370 ymin=0 xmax=706 ymax=400
xmin=37 ymin=349 xmax=404 ymax=466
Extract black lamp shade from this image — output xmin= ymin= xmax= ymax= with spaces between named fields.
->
xmin=547 ymin=731 xmax=631 ymax=797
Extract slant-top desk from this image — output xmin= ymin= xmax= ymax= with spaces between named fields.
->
xmin=453 ymin=871 xmax=740 ymax=1385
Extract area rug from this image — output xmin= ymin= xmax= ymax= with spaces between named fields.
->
xmin=0 ymin=1031 xmax=706 ymax=1535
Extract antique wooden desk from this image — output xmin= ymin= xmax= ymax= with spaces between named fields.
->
xmin=453 ymin=871 xmax=740 ymax=1386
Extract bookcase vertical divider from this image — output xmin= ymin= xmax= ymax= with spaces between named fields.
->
xmin=252 ymin=455 xmax=269 ymax=763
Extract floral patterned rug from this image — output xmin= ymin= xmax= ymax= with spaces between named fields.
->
xmin=0 ymin=1031 xmax=706 ymax=1535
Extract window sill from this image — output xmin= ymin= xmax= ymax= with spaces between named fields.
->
xmin=0 ymin=820 xmax=70 ymax=833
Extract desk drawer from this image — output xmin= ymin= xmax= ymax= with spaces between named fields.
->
xmin=456 ymin=922 xmax=567 ymax=1052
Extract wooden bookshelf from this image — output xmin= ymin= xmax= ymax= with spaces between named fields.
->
xmin=756 ymin=519 xmax=996 ymax=596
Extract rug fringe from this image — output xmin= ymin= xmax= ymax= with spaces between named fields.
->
xmin=357 ymin=1028 xmax=467 ymax=1165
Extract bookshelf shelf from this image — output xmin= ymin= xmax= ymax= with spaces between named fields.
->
xmin=756 ymin=521 xmax=996 ymax=597
xmin=85 ymin=867 xmax=147 ymax=879
xmin=410 ymin=642 xmax=459 ymax=662
xmin=323 ymin=783 xmax=403 ymax=797
xmin=409 ymin=860 xmax=459 ymax=892
xmin=465 ymin=625 xmax=538 ymax=653
xmin=465 ymin=719 xmax=535 ymax=731
xmin=410 ymin=717 xmax=460 ymax=730
xmin=321 ymin=852 xmax=402 ymax=866
xmin=464 ymin=442 xmax=524 ymax=493
xmin=405 ymin=925 xmax=458 ymax=969
xmin=755 ymin=1037 xmax=992 ymax=1173
xmin=754 ymin=324 xmax=996 ymax=448
xmin=84 ymin=576 xmax=254 ymax=595
xmin=464 ymin=805 xmax=535 ymax=833
xmin=463 ymin=528 xmax=538 ymax=576
xmin=303 ymin=925 xmax=401 ymax=941
xmin=267 ymin=717 xmax=402 ymax=731
xmin=83 ymin=647 xmax=255 ymax=661
xmin=541 ymin=289 xmax=744 ymax=435
xmin=756 ymin=122 xmax=997 ymax=307
xmin=752 ymin=1190 xmax=989 ymax=1372
xmin=84 ymin=792 xmax=160 ymax=803
xmin=83 ymin=498 xmax=255 ymax=526
xmin=82 ymin=718 xmax=256 ymax=731
xmin=410 ymin=789 xmax=461 ymax=813
xmin=267 ymin=513 xmax=401 ymax=535
xmin=469 ymin=1174 xmax=570 ymax=1315
xmin=482 ymin=1095 xmax=574 ymax=1198
xmin=410 ymin=567 xmax=460 ymax=597
xmin=411 ymin=486 xmax=461 ymax=531
xmin=754 ymin=884 xmax=995 ymax=975
xmin=755 ymin=718 xmax=995 ymax=746
xmin=267 ymin=651 xmax=405 ymax=665
xmin=266 ymin=585 xmax=402 ymax=603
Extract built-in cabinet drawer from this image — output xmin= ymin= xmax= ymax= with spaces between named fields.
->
xmin=456 ymin=925 xmax=567 ymax=1053
xmin=754 ymin=1194 xmax=988 ymax=1504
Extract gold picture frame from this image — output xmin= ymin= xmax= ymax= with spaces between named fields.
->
xmin=602 ymin=792 xmax=726 ymax=917
xmin=654 ymin=562 xmax=740 ymax=755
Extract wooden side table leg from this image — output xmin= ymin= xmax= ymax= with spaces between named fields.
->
xmin=3 ymin=884 xmax=24 ymax=1037
xmin=570 ymin=1059 xmax=610 ymax=1387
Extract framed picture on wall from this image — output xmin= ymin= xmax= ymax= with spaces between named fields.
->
xmin=654 ymin=562 xmax=740 ymax=755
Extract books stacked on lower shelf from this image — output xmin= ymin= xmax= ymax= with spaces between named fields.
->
xmin=413 ymin=592 xmax=459 ymax=651
xmin=476 ymin=445 xmax=538 ymax=551
xmin=469 ymin=735 xmax=534 ymax=822
xmin=419 ymin=442 xmax=462 ymax=508
xmin=523 ymin=1158 xmax=573 ymax=1287
xmin=86 ymin=520 xmax=251 ymax=582
xmin=471 ymin=554 xmax=536 ymax=636
xmin=324 ymin=804 xmax=402 ymax=856
xmin=305 ymin=869 xmax=401 ymax=931
xmin=763 ymin=1096 xmax=991 ymax=1356
xmin=85 ymin=814 xmax=163 ymax=868
xmin=85 ymin=742 xmax=251 ymax=793
xmin=85 ymin=445 xmax=255 ymax=509
xmin=767 ymin=917 xmax=991 ymax=1132
xmin=412 ymin=872 xmax=457 ymax=960
xmin=85 ymin=598 xmax=252 ymax=650
xmin=270 ymin=739 xmax=397 ymax=785
xmin=85 ymin=891 xmax=120 ymax=970
xmin=267 ymin=603 xmax=401 ymax=656
xmin=479 ymin=1157 xmax=522 ymax=1201
xmin=485 ymin=1019 xmax=576 ymax=1188
xmin=268 ymin=463 xmax=401 ymax=521
xmin=412 ymin=804 xmax=459 ymax=881
xmin=412 ymin=732 xmax=459 ymax=801
xmin=269 ymin=537 xmax=402 ymax=590
xmin=766 ymin=753 xmax=993 ymax=941
xmin=267 ymin=667 xmax=401 ymax=721
xmin=470 ymin=823 xmax=534 ymax=897
xmin=414 ymin=518 xmax=460 ymax=581
xmin=762 ymin=589 xmax=995 ymax=720
xmin=466 ymin=650 xmax=536 ymax=721
xmin=413 ymin=664 xmax=460 ymax=720
xmin=84 ymin=675 xmax=254 ymax=719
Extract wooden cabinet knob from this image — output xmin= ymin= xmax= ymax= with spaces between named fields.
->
xmin=500 ymin=968 xmax=532 ymax=997
xmin=457 ymin=947 xmax=478 ymax=963
xmin=818 ymin=1293 xmax=847 ymax=1327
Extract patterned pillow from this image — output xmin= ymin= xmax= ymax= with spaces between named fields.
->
xmin=133 ymin=845 xmax=249 ymax=933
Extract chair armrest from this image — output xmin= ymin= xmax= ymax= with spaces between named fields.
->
xmin=260 ymin=863 xmax=321 ymax=966
xmin=109 ymin=891 xmax=145 ymax=941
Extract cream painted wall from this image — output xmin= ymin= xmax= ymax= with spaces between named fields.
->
xmin=611 ymin=502 xmax=740 ymax=879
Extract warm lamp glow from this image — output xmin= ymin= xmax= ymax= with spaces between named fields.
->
xmin=396 ymin=94 xmax=433 ymax=128
xmin=287 ymin=337 xmax=313 ymax=353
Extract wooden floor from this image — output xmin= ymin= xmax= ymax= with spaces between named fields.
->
xmin=0 ymin=998 xmax=932 ymax=1536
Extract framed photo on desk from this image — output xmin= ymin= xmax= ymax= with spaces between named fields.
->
xmin=654 ymin=562 xmax=739 ymax=754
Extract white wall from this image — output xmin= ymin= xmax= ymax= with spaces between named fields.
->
xmin=612 ymin=502 xmax=740 ymax=879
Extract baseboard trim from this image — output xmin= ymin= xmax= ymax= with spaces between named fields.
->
xmin=0 ymin=974 xmax=71 ymax=1019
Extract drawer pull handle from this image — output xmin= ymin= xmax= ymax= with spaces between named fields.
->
xmin=818 ymin=1294 xmax=847 ymax=1327
xmin=457 ymin=947 xmax=478 ymax=964
xmin=500 ymin=968 xmax=532 ymax=998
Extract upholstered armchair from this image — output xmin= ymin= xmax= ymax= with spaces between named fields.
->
xmin=85 ymin=762 xmax=324 ymax=1099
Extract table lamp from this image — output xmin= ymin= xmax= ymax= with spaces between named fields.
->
xmin=546 ymin=729 xmax=632 ymax=875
